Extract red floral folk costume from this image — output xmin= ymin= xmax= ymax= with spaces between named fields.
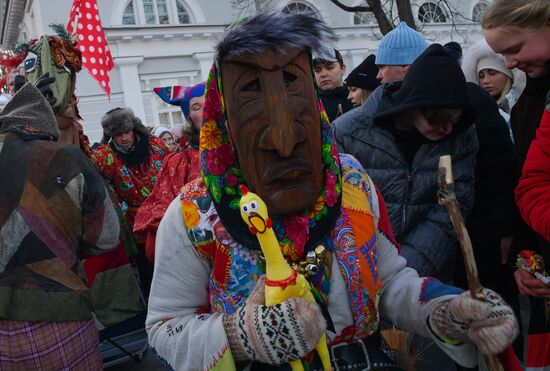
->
xmin=92 ymin=134 xmax=167 ymax=237
xmin=134 ymin=83 xmax=205 ymax=261
xmin=90 ymin=108 xmax=168 ymax=296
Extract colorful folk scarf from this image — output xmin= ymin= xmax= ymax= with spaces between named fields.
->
xmin=181 ymin=154 xmax=381 ymax=340
xmin=199 ymin=62 xmax=341 ymax=261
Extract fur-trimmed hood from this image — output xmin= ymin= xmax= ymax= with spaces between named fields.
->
xmin=462 ymin=38 xmax=526 ymax=108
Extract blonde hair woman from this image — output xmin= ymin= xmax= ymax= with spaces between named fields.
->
xmin=483 ymin=0 xmax=550 ymax=80
xmin=483 ymin=2 xmax=550 ymax=369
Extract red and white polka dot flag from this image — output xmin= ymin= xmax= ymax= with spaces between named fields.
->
xmin=67 ymin=0 xmax=114 ymax=97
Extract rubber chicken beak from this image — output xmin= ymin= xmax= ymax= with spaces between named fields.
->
xmin=249 ymin=213 xmax=267 ymax=233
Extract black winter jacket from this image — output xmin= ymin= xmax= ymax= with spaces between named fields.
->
xmin=334 ymin=85 xmax=478 ymax=281
xmin=319 ymin=86 xmax=353 ymax=123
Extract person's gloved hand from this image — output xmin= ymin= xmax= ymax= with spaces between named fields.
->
xmin=222 ymin=275 xmax=326 ymax=365
xmin=35 ymin=73 xmax=57 ymax=106
xmin=429 ymin=288 xmax=519 ymax=355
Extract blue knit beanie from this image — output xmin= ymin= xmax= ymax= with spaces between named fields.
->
xmin=375 ymin=23 xmax=428 ymax=65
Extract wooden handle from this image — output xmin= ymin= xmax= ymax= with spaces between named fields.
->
xmin=437 ymin=155 xmax=502 ymax=371
xmin=438 ymin=155 xmax=454 ymax=186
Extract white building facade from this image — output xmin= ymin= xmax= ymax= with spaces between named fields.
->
xmin=0 ymin=0 xmax=491 ymax=142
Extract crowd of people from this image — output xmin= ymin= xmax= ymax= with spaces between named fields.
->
xmin=0 ymin=0 xmax=549 ymax=370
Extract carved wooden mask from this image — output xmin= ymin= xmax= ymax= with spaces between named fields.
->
xmin=221 ymin=49 xmax=323 ymax=215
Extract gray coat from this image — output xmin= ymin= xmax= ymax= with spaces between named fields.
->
xmin=333 ymin=86 xmax=478 ymax=281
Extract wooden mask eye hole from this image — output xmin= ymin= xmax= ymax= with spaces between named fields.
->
xmin=283 ymin=71 xmax=297 ymax=87
xmin=242 ymin=78 xmax=261 ymax=92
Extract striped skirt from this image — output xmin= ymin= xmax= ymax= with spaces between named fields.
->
xmin=0 ymin=319 xmax=102 ymax=370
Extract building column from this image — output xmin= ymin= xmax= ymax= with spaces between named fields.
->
xmin=193 ymin=52 xmax=215 ymax=82
xmin=348 ymin=49 xmax=368 ymax=70
xmin=115 ymin=56 xmax=146 ymax=121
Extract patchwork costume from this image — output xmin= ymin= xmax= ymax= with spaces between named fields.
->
xmin=0 ymin=83 xmax=119 ymax=369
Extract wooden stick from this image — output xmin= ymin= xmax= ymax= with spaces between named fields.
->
xmin=437 ymin=155 xmax=503 ymax=371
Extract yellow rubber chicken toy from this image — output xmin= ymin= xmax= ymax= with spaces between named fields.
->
xmin=239 ymin=184 xmax=332 ymax=371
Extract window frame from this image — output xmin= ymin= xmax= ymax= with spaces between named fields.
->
xmin=417 ymin=2 xmax=448 ymax=24
xmin=156 ymin=97 xmax=186 ymax=127
xmin=121 ymin=0 xmax=193 ymax=25
xmin=281 ymin=1 xmax=321 ymax=18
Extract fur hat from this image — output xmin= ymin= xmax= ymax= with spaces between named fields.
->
xmin=100 ymin=107 xmax=148 ymax=138
xmin=375 ymin=23 xmax=428 ymax=65
xmin=345 ymin=54 xmax=380 ymax=91
xmin=216 ymin=11 xmax=336 ymax=64
xmin=0 ymin=82 xmax=59 ymax=140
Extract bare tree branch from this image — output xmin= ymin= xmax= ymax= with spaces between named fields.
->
xmin=327 ymin=0 xmax=372 ymax=12
xmin=365 ymin=0 xmax=394 ymax=34
xmin=230 ymin=0 xmax=474 ymax=39
xmin=395 ymin=0 xmax=416 ymax=29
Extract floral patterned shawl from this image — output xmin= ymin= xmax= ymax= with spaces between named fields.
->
xmin=199 ymin=61 xmax=342 ymax=260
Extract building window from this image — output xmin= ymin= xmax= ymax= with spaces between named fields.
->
xmin=123 ymin=0 xmax=136 ymax=24
xmin=156 ymin=98 xmax=185 ymax=127
xmin=472 ymin=2 xmax=489 ymax=23
xmin=418 ymin=2 xmax=447 ymax=23
xmin=176 ymin=1 xmax=191 ymax=24
xmin=122 ymin=0 xmax=192 ymax=25
xmin=353 ymin=11 xmax=376 ymax=25
xmin=282 ymin=2 xmax=319 ymax=17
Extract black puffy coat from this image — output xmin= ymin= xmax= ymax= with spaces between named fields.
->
xmin=334 ymin=84 xmax=478 ymax=281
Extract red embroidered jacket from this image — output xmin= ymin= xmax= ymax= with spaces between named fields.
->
xmin=91 ymin=136 xmax=168 ymax=241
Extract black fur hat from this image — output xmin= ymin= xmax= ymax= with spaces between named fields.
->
xmin=216 ymin=11 xmax=337 ymax=63
xmin=100 ymin=107 xmax=148 ymax=138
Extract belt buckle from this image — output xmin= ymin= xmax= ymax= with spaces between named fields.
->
xmin=330 ymin=340 xmax=372 ymax=371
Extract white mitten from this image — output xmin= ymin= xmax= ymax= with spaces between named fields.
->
xmin=222 ymin=276 xmax=326 ymax=365
xmin=429 ymin=288 xmax=519 ymax=355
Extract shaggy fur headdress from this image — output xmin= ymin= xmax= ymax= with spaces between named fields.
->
xmin=216 ymin=11 xmax=336 ymax=63
xmin=100 ymin=107 xmax=148 ymax=138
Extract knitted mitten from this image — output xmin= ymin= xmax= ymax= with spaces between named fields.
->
xmin=222 ymin=276 xmax=326 ymax=365
xmin=429 ymin=288 xmax=518 ymax=355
